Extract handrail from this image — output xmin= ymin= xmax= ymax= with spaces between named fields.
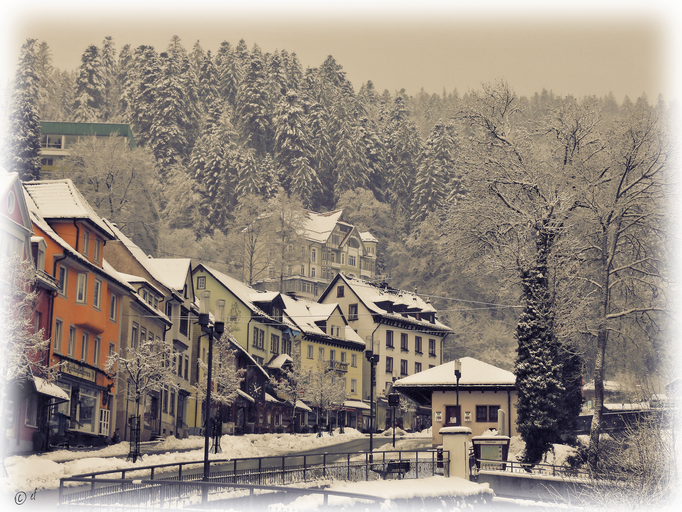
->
xmin=61 ymin=477 xmax=384 ymax=505
xmin=476 ymin=458 xmax=591 ymax=479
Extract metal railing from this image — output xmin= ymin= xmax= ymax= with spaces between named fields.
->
xmin=476 ymin=458 xmax=591 ymax=480
xmin=59 ymin=449 xmax=450 ymax=509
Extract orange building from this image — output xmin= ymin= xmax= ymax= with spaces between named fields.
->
xmin=24 ymin=180 xmax=132 ymax=447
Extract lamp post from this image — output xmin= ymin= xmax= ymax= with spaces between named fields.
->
xmin=454 ymin=359 xmax=461 ymax=425
xmin=365 ymin=336 xmax=380 ymax=463
xmin=198 ymin=291 xmax=225 ymax=482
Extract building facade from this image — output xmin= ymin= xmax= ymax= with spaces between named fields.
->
xmin=252 ymin=210 xmax=378 ymax=300
xmin=318 ymin=273 xmax=453 ymax=431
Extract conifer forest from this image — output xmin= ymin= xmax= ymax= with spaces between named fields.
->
xmin=2 ymin=36 xmax=675 ymax=465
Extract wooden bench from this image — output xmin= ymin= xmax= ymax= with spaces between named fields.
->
xmin=370 ymin=460 xmax=411 ymax=479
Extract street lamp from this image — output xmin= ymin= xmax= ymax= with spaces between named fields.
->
xmin=454 ymin=359 xmax=462 ymax=425
xmin=365 ymin=336 xmax=380 ymax=463
xmin=198 ymin=292 xmax=225 ymax=482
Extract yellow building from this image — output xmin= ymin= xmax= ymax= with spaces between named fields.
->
xmin=393 ymin=357 xmax=519 ymax=447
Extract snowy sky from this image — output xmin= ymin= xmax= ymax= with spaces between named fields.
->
xmin=2 ymin=1 xmax=680 ymax=103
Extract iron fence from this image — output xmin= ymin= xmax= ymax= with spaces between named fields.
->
xmin=58 ymin=449 xmax=450 ymax=510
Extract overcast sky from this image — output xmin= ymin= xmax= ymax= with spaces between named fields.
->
xmin=1 ymin=1 xmax=680 ymax=103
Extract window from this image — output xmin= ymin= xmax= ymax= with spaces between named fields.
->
xmin=140 ymin=327 xmax=146 ymax=348
xmin=109 ymin=341 xmax=116 ymax=358
xmin=170 ymin=390 xmax=175 ymax=416
xmin=166 ymin=301 xmax=173 ymax=317
xmin=184 ymin=356 xmax=189 ymax=380
xmin=110 ymin=294 xmax=118 ymax=321
xmin=54 ymin=319 xmax=63 ymax=353
xmin=76 ymin=273 xmax=87 ymax=303
xmin=330 ymin=349 xmax=335 ymax=361
xmin=311 ymin=248 xmax=316 ymax=262
xmin=131 ymin=323 xmax=139 ymax=349
xmin=180 ymin=306 xmax=189 ymax=336
xmin=385 ymin=357 xmax=393 ymax=373
xmin=476 ymin=406 xmax=500 ymax=423
xmin=81 ymin=332 xmax=89 ymax=363
xmin=93 ymin=239 xmax=101 ymax=263
xmin=271 ymin=334 xmax=280 ymax=354
xmin=68 ymin=326 xmax=76 ymax=357
xmin=401 ymin=333 xmax=409 ymax=352
xmin=197 ymin=276 xmax=206 ymax=289
xmin=350 ymin=379 xmax=357 ymax=394
xmin=307 ymin=344 xmax=314 ymax=359
xmin=348 ymin=255 xmax=356 ymax=267
xmin=341 ymin=253 xmax=345 ymax=265
xmin=82 ymin=231 xmax=90 ymax=257
xmin=348 ymin=303 xmax=358 ymax=321
xmin=429 ymin=338 xmax=436 ymax=357
xmin=337 ymin=285 xmax=344 ymax=298
xmin=93 ymin=337 xmax=101 ymax=367
xmin=415 ymin=362 xmax=422 ymax=373
xmin=163 ymin=386 xmax=168 ymax=413
xmin=25 ymin=394 xmax=38 ymax=427
xmin=340 ymin=351 xmax=346 ymax=363
xmin=93 ymin=279 xmax=102 ymax=309
xmin=34 ymin=311 xmax=41 ymax=334
xmin=318 ymin=347 xmax=325 ymax=360
xmin=400 ymin=359 xmax=408 ymax=375
xmin=79 ymin=388 xmax=98 ymax=432
xmin=386 ymin=330 xmax=394 ymax=348
xmin=415 ymin=336 xmax=422 ymax=354
xmin=300 ymin=265 xmax=305 ymax=276
xmin=311 ymin=267 xmax=316 ymax=278
xmin=57 ymin=265 xmax=67 ymax=295
xmin=351 ymin=354 xmax=357 ymax=367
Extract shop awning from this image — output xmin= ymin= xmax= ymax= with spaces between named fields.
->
xmin=237 ymin=390 xmax=255 ymax=403
xmin=33 ymin=376 xmax=69 ymax=402
xmin=342 ymin=400 xmax=371 ymax=410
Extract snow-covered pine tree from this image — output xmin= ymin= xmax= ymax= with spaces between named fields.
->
xmin=259 ymin=153 xmax=280 ymax=199
xmin=73 ymin=44 xmax=106 ymax=122
xmin=235 ymin=147 xmax=263 ymax=198
xmin=357 ymin=116 xmax=387 ymax=202
xmin=333 ymin=120 xmax=370 ymax=202
xmin=34 ymin=41 xmax=57 ymax=121
xmin=383 ymin=95 xmax=422 ymax=213
xmin=514 ymin=253 xmax=565 ymax=464
xmin=236 ymin=47 xmax=272 ymax=157
xmin=149 ymin=51 xmax=190 ymax=173
xmin=100 ymin=36 xmax=120 ymax=122
xmin=410 ymin=119 xmax=456 ymax=222
xmin=4 ymin=38 xmax=42 ymax=181
xmin=216 ymin=41 xmax=242 ymax=109
xmin=124 ymin=45 xmax=161 ymax=149
xmin=273 ymin=90 xmax=314 ymax=191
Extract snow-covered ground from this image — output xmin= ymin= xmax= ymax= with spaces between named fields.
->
xmin=1 ymin=428 xmax=437 ymax=494
xmin=2 ymin=429 xmax=588 ymax=512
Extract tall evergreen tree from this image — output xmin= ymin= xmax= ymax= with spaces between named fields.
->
xmin=273 ymin=90 xmax=314 ymax=191
xmin=124 ymin=45 xmax=161 ymax=149
xmin=411 ymin=120 xmax=458 ymax=222
xmin=73 ymin=44 xmax=106 ymax=122
xmin=34 ymin=41 xmax=56 ymax=121
xmin=100 ymin=36 xmax=119 ymax=122
xmin=333 ymin=121 xmax=369 ymax=202
xmin=236 ymin=48 xmax=271 ymax=156
xmin=4 ymin=38 xmax=42 ymax=181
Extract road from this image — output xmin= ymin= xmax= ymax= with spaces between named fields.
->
xmin=17 ymin=434 xmax=432 ymax=512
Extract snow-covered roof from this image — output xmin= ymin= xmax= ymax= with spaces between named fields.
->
xmin=23 ymin=179 xmax=115 ymax=239
xmin=303 ymin=210 xmax=344 ymax=243
xmin=343 ymin=400 xmax=370 ymax=410
xmin=237 ymin=389 xmax=255 ymax=403
xmin=359 ymin=232 xmax=378 ymax=243
xmin=582 ymin=380 xmax=625 ymax=392
xmin=280 ymin=294 xmax=365 ymax=347
xmin=198 ymin=265 xmax=295 ymax=330
xmin=330 ymin=274 xmax=452 ymax=334
xmin=146 ymin=258 xmax=192 ymax=293
xmin=25 ymin=198 xmax=133 ymax=292
xmin=267 ymin=353 xmax=293 ymax=369
xmin=115 ymin=271 xmax=166 ymax=298
xmin=393 ymin=357 xmax=515 ymax=388
xmin=296 ymin=399 xmax=312 ymax=412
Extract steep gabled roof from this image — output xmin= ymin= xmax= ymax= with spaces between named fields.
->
xmin=281 ymin=294 xmax=365 ymax=347
xmin=302 ymin=210 xmax=344 ymax=243
xmin=319 ymin=273 xmax=452 ymax=334
xmin=23 ymin=179 xmax=115 ymax=240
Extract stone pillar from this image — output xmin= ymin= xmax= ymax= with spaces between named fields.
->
xmin=439 ymin=426 xmax=472 ymax=479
